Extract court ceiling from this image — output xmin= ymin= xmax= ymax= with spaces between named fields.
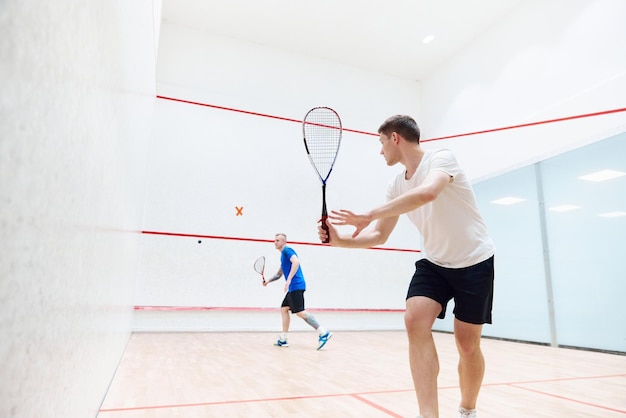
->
xmin=160 ymin=0 xmax=523 ymax=81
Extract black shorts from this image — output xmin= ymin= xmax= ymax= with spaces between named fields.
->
xmin=281 ymin=290 xmax=306 ymax=313
xmin=406 ymin=256 xmax=494 ymax=324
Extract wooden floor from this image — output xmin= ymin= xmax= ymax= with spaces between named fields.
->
xmin=98 ymin=331 xmax=626 ymax=417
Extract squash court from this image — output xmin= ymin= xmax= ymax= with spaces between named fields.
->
xmin=98 ymin=330 xmax=626 ymax=417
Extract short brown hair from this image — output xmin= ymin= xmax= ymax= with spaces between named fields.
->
xmin=378 ymin=115 xmax=421 ymax=144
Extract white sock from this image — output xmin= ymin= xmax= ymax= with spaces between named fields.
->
xmin=317 ymin=327 xmax=327 ymax=336
xmin=280 ymin=333 xmax=288 ymax=341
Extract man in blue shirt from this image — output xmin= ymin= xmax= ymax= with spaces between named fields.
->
xmin=264 ymin=233 xmax=332 ymax=350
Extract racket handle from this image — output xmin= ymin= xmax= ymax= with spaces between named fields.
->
xmin=321 ymin=215 xmax=329 ymax=244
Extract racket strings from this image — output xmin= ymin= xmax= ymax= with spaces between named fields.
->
xmin=303 ymin=108 xmax=342 ymax=180
xmin=254 ymin=257 xmax=265 ymax=274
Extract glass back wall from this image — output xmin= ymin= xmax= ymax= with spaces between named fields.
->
xmin=473 ymin=131 xmax=626 ymax=353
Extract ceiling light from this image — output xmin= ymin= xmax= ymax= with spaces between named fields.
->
xmin=578 ymin=169 xmax=626 ymax=182
xmin=548 ymin=204 xmax=581 ymax=212
xmin=490 ymin=197 xmax=526 ymax=205
xmin=422 ymin=35 xmax=435 ymax=44
xmin=598 ymin=211 xmax=626 ymax=218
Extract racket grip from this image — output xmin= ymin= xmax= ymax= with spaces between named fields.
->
xmin=321 ymin=215 xmax=329 ymax=244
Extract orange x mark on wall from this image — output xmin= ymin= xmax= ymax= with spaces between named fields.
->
xmin=235 ymin=206 xmax=243 ymax=216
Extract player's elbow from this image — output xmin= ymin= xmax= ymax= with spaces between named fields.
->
xmin=372 ymin=237 xmax=387 ymax=247
xmin=370 ymin=230 xmax=390 ymax=247
xmin=420 ymin=189 xmax=439 ymax=204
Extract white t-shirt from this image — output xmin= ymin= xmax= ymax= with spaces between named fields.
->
xmin=386 ymin=149 xmax=495 ymax=268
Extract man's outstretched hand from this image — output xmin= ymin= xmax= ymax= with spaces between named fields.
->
xmin=328 ymin=209 xmax=371 ymax=238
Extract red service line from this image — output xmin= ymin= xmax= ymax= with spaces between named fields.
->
xmin=508 ymin=379 xmax=626 ymax=415
xmin=98 ymin=374 xmax=625 ymax=415
xmin=141 ymin=229 xmax=422 ymax=253
xmin=99 ymin=389 xmax=412 ymax=415
xmin=157 ymin=95 xmax=301 ymax=124
xmin=424 ymin=106 xmax=626 ymax=142
xmin=350 ymin=394 xmax=404 ymax=418
xmin=157 ymin=95 xmax=376 ymax=136
xmin=156 ymin=95 xmax=626 ymax=142
xmin=134 ymin=306 xmax=405 ymax=313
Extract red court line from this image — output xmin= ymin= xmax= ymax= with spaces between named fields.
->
xmin=156 ymin=95 xmax=378 ymax=136
xmin=423 ymin=107 xmax=626 ymax=142
xmin=100 ymin=393 xmax=338 ymax=413
xmin=483 ymin=373 xmax=626 ymax=387
xmin=99 ymin=391 xmax=409 ymax=413
xmin=99 ymin=374 xmax=624 ymax=414
xmin=509 ymin=383 xmax=626 ymax=414
xmin=134 ymin=306 xmax=405 ymax=312
xmin=156 ymin=95 xmax=626 ymax=142
xmin=141 ymin=229 xmax=422 ymax=253
xmin=350 ymin=394 xmax=404 ymax=417
xmin=157 ymin=95 xmax=302 ymax=124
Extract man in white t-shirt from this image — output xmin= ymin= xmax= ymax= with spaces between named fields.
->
xmin=317 ymin=115 xmax=495 ymax=418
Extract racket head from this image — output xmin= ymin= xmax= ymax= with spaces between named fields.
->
xmin=253 ymin=256 xmax=265 ymax=276
xmin=302 ymin=107 xmax=342 ymax=184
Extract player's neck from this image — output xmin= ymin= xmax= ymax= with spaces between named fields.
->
xmin=403 ymin=146 xmax=424 ymax=179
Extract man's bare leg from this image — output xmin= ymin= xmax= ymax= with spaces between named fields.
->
xmin=281 ymin=306 xmax=290 ymax=334
xmin=405 ymin=296 xmax=442 ymax=418
xmin=454 ymin=319 xmax=484 ymax=410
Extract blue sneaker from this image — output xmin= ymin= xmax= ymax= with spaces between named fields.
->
xmin=274 ymin=339 xmax=289 ymax=347
xmin=317 ymin=331 xmax=332 ymax=350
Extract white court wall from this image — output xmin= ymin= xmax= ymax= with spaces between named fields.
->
xmin=419 ymin=0 xmax=626 ymax=181
xmin=135 ymin=21 xmax=423 ymax=328
xmin=1 ymin=1 xmax=156 ymax=417
xmin=135 ymin=1 xmax=626 ymax=337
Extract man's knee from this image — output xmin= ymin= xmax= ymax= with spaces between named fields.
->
xmin=404 ymin=297 xmax=440 ymax=334
xmin=454 ymin=321 xmax=483 ymax=356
